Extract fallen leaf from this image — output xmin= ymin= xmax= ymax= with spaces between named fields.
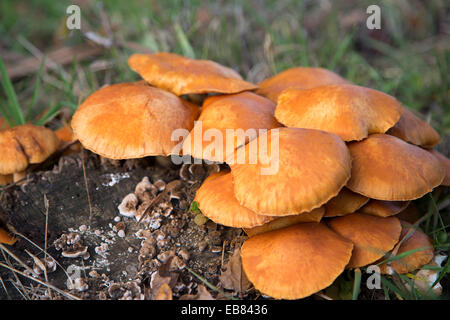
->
xmin=219 ymin=248 xmax=251 ymax=292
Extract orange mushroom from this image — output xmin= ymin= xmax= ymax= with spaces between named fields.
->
xmin=0 ymin=174 xmax=13 ymax=185
xmin=256 ymin=67 xmax=350 ymax=103
xmin=182 ymin=92 xmax=281 ymax=162
xmin=274 ymin=84 xmax=403 ymax=141
xmin=359 ymin=200 xmax=410 ymax=218
xmin=347 ymin=134 xmax=445 ymax=201
xmin=0 ymin=124 xmax=59 ymax=181
xmin=379 ymin=221 xmax=434 ymax=274
xmin=71 ymin=82 xmax=200 ymax=159
xmin=387 ymin=107 xmax=440 ymax=149
xmin=128 ymin=52 xmax=257 ymax=96
xmin=429 ymin=149 xmax=450 ymax=186
xmin=55 ymin=123 xmax=82 ymax=156
xmin=243 ymin=207 xmax=325 ymax=237
xmin=328 ymin=213 xmax=402 ymax=268
xmin=230 ymin=127 xmax=352 ymax=216
xmin=240 ymin=223 xmax=353 ymax=299
xmin=324 ymin=187 xmax=369 ymax=217
xmin=0 ymin=227 xmax=16 ymax=245
xmin=194 ymin=171 xmax=274 ymax=228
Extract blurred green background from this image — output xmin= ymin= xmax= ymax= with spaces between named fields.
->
xmin=0 ymin=0 xmax=449 ymax=137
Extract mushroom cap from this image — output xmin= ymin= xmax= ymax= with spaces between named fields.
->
xmin=0 ymin=124 xmax=59 ymax=175
xmin=387 ymin=107 xmax=440 ymax=148
xmin=71 ymin=82 xmax=200 ymax=159
xmin=55 ymin=124 xmax=76 ymax=144
xmin=359 ymin=200 xmax=410 ymax=218
xmin=182 ymin=92 xmax=281 ymax=162
xmin=328 ymin=213 xmax=402 ymax=268
xmin=347 ymin=134 xmax=445 ymax=201
xmin=379 ymin=221 xmax=434 ymax=274
xmin=324 ymin=187 xmax=369 ymax=217
xmin=240 ymin=222 xmax=353 ymax=299
xmin=256 ymin=67 xmax=350 ymax=103
xmin=194 ymin=171 xmax=274 ymax=228
xmin=274 ymin=84 xmax=403 ymax=141
xmin=244 ymin=206 xmax=325 ymax=237
xmin=128 ymin=52 xmax=257 ymax=96
xmin=0 ymin=227 xmax=16 ymax=245
xmin=230 ymin=127 xmax=352 ymax=216
xmin=429 ymin=149 xmax=450 ymax=186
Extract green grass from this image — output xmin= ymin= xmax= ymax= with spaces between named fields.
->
xmin=0 ymin=0 xmax=448 ymax=300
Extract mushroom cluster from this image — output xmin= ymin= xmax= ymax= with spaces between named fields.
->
xmin=184 ymin=63 xmax=449 ymax=299
xmin=2 ymin=51 xmax=448 ymax=299
xmin=71 ymin=53 xmax=448 ymax=299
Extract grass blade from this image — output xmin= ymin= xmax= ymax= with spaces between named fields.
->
xmin=0 ymin=55 xmax=25 ymax=125
xmin=352 ymin=268 xmax=362 ymax=300
xmin=174 ymin=23 xmax=195 ymax=59
xmin=185 ymin=266 xmax=238 ymax=300
xmin=26 ymin=56 xmax=46 ymax=121
xmin=35 ymin=101 xmax=64 ymax=126
xmin=376 ymin=247 xmax=432 ymax=266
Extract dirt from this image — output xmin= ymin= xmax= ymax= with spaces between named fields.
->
xmin=0 ymin=151 xmax=248 ymax=300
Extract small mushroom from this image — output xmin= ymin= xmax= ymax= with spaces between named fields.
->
xmin=0 ymin=227 xmax=16 ymax=245
xmin=61 ymin=243 xmax=88 ymax=258
xmin=153 ymin=179 xmax=166 ymax=191
xmin=135 ymin=176 xmax=158 ymax=202
xmin=118 ymin=193 xmax=139 ymax=218
xmin=0 ymin=124 xmax=59 ymax=182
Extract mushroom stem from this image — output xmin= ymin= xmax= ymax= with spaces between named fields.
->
xmin=13 ymin=171 xmax=26 ymax=183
